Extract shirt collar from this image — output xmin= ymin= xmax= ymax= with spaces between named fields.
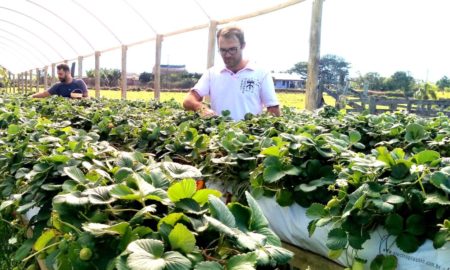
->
xmin=219 ymin=60 xmax=255 ymax=74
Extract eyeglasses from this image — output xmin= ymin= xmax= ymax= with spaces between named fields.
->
xmin=219 ymin=47 xmax=239 ymax=55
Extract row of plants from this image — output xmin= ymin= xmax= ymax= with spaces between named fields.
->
xmin=0 ymin=95 xmax=292 ymax=269
xmin=1 ymin=94 xmax=449 ymax=269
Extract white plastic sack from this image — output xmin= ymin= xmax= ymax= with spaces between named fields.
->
xmin=256 ymin=196 xmax=450 ymax=270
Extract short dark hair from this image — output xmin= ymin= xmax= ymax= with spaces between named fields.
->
xmin=217 ymin=26 xmax=245 ymax=46
xmin=56 ymin=63 xmax=70 ymax=72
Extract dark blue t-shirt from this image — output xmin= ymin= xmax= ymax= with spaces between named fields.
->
xmin=48 ymin=79 xmax=88 ymax=97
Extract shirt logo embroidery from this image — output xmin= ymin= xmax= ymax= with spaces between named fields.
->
xmin=240 ymin=78 xmax=259 ymax=94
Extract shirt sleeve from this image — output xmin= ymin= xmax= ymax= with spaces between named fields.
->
xmin=260 ymin=72 xmax=279 ymax=107
xmin=75 ymin=80 xmax=88 ymax=97
xmin=192 ymin=69 xmax=210 ymax=97
xmin=47 ymin=83 xmax=60 ymax=95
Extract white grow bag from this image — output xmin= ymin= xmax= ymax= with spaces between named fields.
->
xmin=256 ymin=196 xmax=450 ymax=270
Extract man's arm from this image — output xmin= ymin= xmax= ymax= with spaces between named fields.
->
xmin=76 ymin=79 xmax=89 ymax=98
xmin=267 ymin=105 xmax=281 ymax=116
xmin=31 ymin=91 xmax=51 ymax=98
xmin=183 ymin=90 xmax=215 ymax=117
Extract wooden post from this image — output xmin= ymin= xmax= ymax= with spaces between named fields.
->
xmin=29 ymin=70 xmax=33 ymax=92
xmin=7 ymin=71 xmax=11 ymax=92
xmin=305 ymin=0 xmax=324 ymax=111
xmin=43 ymin=66 xmax=48 ymax=90
xmin=154 ymin=34 xmax=163 ymax=101
xmin=121 ymin=45 xmax=127 ymax=100
xmin=78 ymin=56 xmax=83 ymax=79
xmin=206 ymin=20 xmax=218 ymax=69
xmin=12 ymin=73 xmax=15 ymax=93
xmin=25 ymin=71 xmax=28 ymax=94
xmin=95 ymin=51 xmax=101 ymax=98
xmin=51 ymin=63 xmax=56 ymax=84
xmin=36 ymin=68 xmax=40 ymax=93
xmin=369 ymin=96 xmax=376 ymax=114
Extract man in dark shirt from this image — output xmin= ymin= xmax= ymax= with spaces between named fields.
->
xmin=32 ymin=63 xmax=88 ymax=98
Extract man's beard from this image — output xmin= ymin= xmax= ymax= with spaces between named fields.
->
xmin=59 ymin=77 xmax=66 ymax=83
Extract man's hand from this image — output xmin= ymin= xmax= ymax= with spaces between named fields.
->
xmin=267 ymin=105 xmax=281 ymax=116
xmin=198 ymin=106 xmax=216 ymax=118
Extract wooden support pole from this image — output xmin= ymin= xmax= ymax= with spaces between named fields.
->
xmin=206 ymin=20 xmax=218 ymax=69
xmin=154 ymin=34 xmax=163 ymax=101
xmin=43 ymin=66 xmax=48 ymax=90
xmin=78 ymin=56 xmax=83 ymax=79
xmin=24 ymin=71 xmax=28 ymax=94
xmin=305 ymin=0 xmax=324 ymax=111
xmin=121 ymin=45 xmax=128 ymax=100
xmin=95 ymin=51 xmax=101 ymax=98
xmin=36 ymin=68 xmax=40 ymax=93
xmin=369 ymin=96 xmax=376 ymax=114
xmin=12 ymin=73 xmax=15 ymax=93
xmin=51 ymin=63 xmax=56 ymax=85
xmin=7 ymin=71 xmax=11 ymax=92
xmin=29 ymin=70 xmax=33 ymax=93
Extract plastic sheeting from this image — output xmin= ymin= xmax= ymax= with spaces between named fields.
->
xmin=0 ymin=0 xmax=309 ymax=74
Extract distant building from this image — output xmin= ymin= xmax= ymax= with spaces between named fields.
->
xmin=153 ymin=65 xmax=187 ymax=75
xmin=272 ymin=72 xmax=305 ymax=89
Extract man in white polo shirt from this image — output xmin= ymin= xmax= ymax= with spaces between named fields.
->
xmin=183 ymin=26 xmax=280 ymax=121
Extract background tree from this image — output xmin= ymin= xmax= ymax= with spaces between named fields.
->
xmin=385 ymin=71 xmax=416 ymax=96
xmin=288 ymin=54 xmax=350 ymax=90
xmin=414 ymin=82 xmax=437 ymax=100
xmin=436 ymin=76 xmax=450 ymax=91
xmin=85 ymin=68 xmax=121 ymax=87
xmin=139 ymin=72 xmax=153 ymax=84
xmin=354 ymin=72 xmax=387 ymax=91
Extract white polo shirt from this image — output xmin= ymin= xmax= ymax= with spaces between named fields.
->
xmin=193 ymin=62 xmax=279 ymax=121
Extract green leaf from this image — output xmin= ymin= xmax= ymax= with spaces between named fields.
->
xmin=158 ymin=213 xmax=185 ymax=229
xmin=413 ymin=150 xmax=440 ymax=165
xmin=14 ymin=239 xmax=33 ymax=261
xmin=405 ymin=214 xmax=425 ymax=236
xmin=83 ymin=186 xmax=116 ymax=205
xmin=168 ymin=179 xmax=197 ymax=203
xmin=382 ymin=194 xmax=405 ymax=205
xmin=168 ymin=223 xmax=196 ymax=254
xmin=245 ymin=191 xmax=269 ymax=231
xmin=192 ymin=189 xmax=222 ymax=205
xmin=194 ymin=261 xmax=223 ymax=270
xmin=349 ymin=130 xmax=361 ymax=143
xmin=227 ymin=253 xmax=257 ymax=270
xmin=328 ymin=249 xmax=343 ymax=260
xmin=424 ymin=193 xmax=450 ymax=205
xmin=430 ymin=171 xmax=450 ymax=194
xmin=115 ymin=167 xmax=134 ymax=182
xmin=228 ymin=203 xmax=251 ymax=232
xmin=63 ymin=166 xmax=86 ymax=183
xmin=82 ymin=222 xmax=130 ymax=236
xmin=306 ymin=203 xmax=326 ymax=219
xmin=391 ymin=163 xmax=410 ymax=179
xmin=372 ymin=199 xmax=394 ymax=213
xmin=46 ymin=155 xmax=71 ymax=163
xmin=396 ymin=233 xmax=419 ymax=253
xmin=433 ymin=231 xmax=447 ymax=249
xmin=370 ymin=255 xmax=398 ymax=270
xmin=53 ymin=192 xmax=89 ymax=205
xmin=110 ymin=184 xmax=140 ymax=200
xmin=263 ymin=165 xmax=285 ymax=183
xmin=7 ymin=124 xmax=20 ymax=135
xmin=326 ymin=228 xmax=347 ymax=250
xmin=263 ymin=245 xmax=293 ymax=265
xmin=405 ymin=123 xmax=426 ymax=143
xmin=208 ymin=195 xmax=236 ymax=228
xmin=126 ymin=239 xmax=165 ymax=270
xmin=385 ymin=214 xmax=403 ymax=236
xmin=162 ymin=162 xmax=202 ymax=179
xmin=275 ymin=189 xmax=294 ymax=206
xmin=34 ymin=229 xmax=56 ymax=251
xmin=261 ymin=146 xmax=281 ymax=157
